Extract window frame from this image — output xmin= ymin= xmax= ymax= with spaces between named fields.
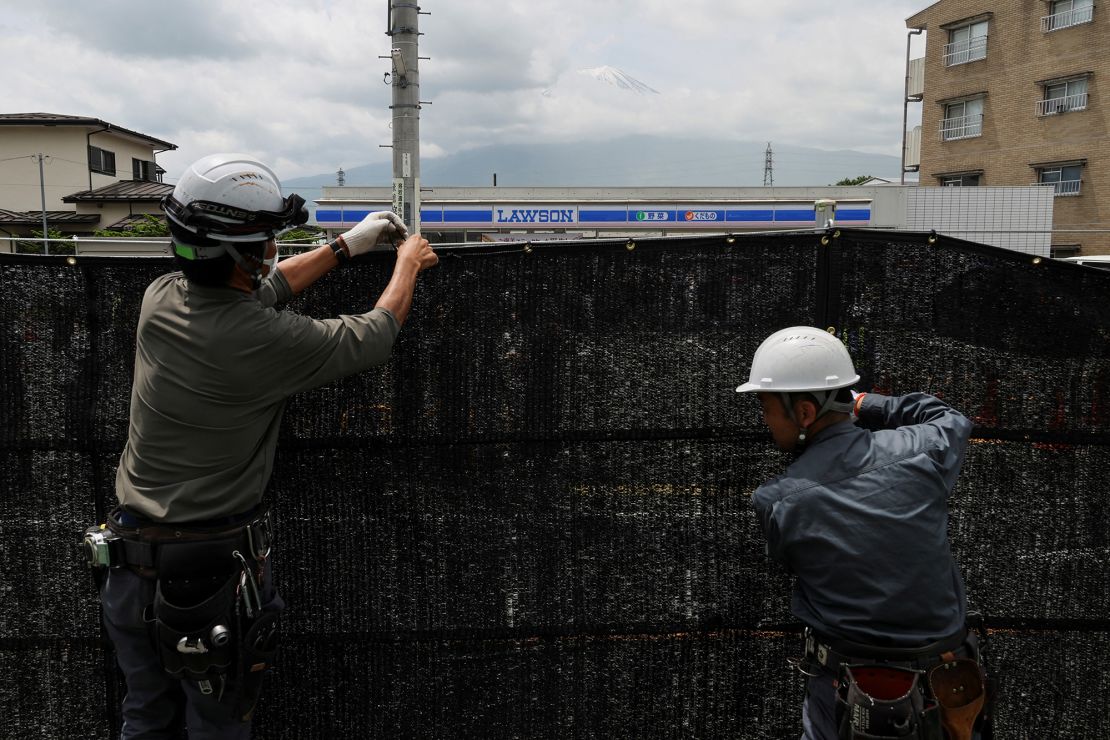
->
xmin=88 ymin=145 xmax=116 ymax=176
xmin=132 ymin=158 xmax=158 ymax=182
xmin=940 ymin=174 xmax=981 ymax=187
xmin=1043 ymin=0 xmax=1094 ymax=32
xmin=940 ymin=96 xmax=985 ymax=141
xmin=1036 ymin=163 xmax=1084 ymax=196
xmin=944 ymin=20 xmax=989 ymax=66
xmin=1039 ymin=76 xmax=1089 ymax=116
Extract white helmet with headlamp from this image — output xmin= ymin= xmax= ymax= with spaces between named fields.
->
xmin=163 ymin=154 xmax=308 ymax=280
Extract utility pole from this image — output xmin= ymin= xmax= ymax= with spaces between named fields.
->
xmin=36 ymin=153 xmax=49 ymax=255
xmin=763 ymin=142 xmax=774 ymax=187
xmin=387 ymin=1 xmax=425 ymax=233
xmin=336 ymin=166 xmax=346 ymax=187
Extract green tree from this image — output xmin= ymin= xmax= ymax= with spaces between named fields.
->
xmin=834 ymin=175 xmax=874 ymax=186
xmin=16 ymin=227 xmax=75 ymax=255
xmin=276 ymin=226 xmax=326 ymax=254
xmin=93 ymin=213 xmax=170 ymax=238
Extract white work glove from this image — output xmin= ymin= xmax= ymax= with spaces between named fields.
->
xmin=339 ymin=211 xmax=409 ymax=256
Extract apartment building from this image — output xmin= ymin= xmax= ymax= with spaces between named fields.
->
xmin=0 ymin=113 xmax=176 ymax=243
xmin=903 ymin=0 xmax=1109 ymax=256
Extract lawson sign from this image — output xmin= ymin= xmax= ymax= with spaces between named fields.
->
xmin=315 ymin=202 xmax=872 ymax=229
xmin=494 ymin=206 xmax=577 ymax=224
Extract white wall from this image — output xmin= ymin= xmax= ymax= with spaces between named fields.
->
xmin=0 ymin=128 xmax=92 ymax=211
xmin=0 ymin=125 xmax=160 ymax=211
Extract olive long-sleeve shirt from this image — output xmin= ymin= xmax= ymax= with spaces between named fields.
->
xmin=115 ymin=270 xmax=398 ymax=522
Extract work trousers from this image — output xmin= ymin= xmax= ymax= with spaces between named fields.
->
xmin=100 ymin=564 xmax=282 ymax=740
xmin=801 ymin=670 xmax=839 ymax=740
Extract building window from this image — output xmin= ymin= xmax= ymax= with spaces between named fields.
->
xmin=1036 ymin=77 xmax=1089 ymax=116
xmin=1036 ymin=164 xmax=1083 ymax=196
xmin=944 ymin=20 xmax=988 ymax=66
xmin=941 ymin=98 xmax=984 ymax=141
xmin=88 ymin=146 xmax=116 ymax=176
xmin=132 ymin=158 xmax=158 ymax=182
xmin=1042 ymin=0 xmax=1094 ymax=32
xmin=941 ymin=174 xmax=981 ymax=186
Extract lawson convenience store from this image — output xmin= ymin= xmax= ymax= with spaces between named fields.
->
xmin=312 ymin=185 xmax=884 ymax=243
xmin=311 ymin=184 xmax=1054 ymax=255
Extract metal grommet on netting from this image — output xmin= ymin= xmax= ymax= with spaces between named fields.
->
xmin=1032 ymin=256 xmax=1043 ymax=265
xmin=66 ymin=256 xmax=77 ymax=266
xmin=826 ymin=326 xmax=836 ymax=335
xmin=522 ymin=242 xmax=533 ymax=254
xmin=820 ymin=236 xmax=830 ymax=246
xmin=833 ymin=229 xmax=841 ymax=239
xmin=726 ymin=234 xmax=737 ymax=245
xmin=625 ymin=239 xmax=636 ymax=251
xmin=928 ymin=229 xmax=938 ymax=245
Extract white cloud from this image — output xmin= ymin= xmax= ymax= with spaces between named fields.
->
xmin=0 ymin=0 xmax=927 ymax=182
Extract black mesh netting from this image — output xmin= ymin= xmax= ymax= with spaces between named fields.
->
xmin=1 ymin=230 xmax=1107 ymax=738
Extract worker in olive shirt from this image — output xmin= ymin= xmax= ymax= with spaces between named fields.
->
xmin=736 ymin=327 xmax=982 ymax=740
xmin=101 ymin=153 xmax=438 ymax=739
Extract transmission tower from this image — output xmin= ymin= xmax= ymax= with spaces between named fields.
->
xmin=763 ymin=142 xmax=774 ymax=187
xmin=336 ymin=167 xmax=345 ymax=187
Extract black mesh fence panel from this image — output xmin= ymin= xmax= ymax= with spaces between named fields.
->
xmin=1 ymin=231 xmax=1107 ymax=738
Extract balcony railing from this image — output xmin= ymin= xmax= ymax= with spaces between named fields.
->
xmin=943 ymin=35 xmax=987 ymax=66
xmin=940 ymin=114 xmax=983 ymax=141
xmin=1042 ymin=5 xmax=1094 ymax=32
xmin=1034 ymin=180 xmax=1082 ymax=196
xmin=1036 ymin=92 xmax=1088 ymax=116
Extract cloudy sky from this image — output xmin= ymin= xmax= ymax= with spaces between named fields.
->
xmin=1 ymin=0 xmax=927 ymax=184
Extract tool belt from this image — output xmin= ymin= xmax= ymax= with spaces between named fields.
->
xmin=804 ymin=628 xmax=972 ymax=674
xmin=797 ymin=628 xmax=986 ymax=740
xmin=102 ymin=507 xmax=273 ymax=579
xmin=86 ymin=506 xmax=279 ymax=722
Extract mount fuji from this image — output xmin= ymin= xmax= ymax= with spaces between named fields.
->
xmin=576 ymin=65 xmax=660 ymax=95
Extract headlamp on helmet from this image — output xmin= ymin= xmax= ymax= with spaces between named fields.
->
xmin=162 ymin=192 xmax=308 ymax=241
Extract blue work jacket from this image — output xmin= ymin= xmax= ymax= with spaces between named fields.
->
xmin=751 ymin=393 xmax=972 ymax=647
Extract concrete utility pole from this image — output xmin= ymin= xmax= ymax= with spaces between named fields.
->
xmin=36 ymin=153 xmax=49 ymax=255
xmin=388 ymin=1 xmax=424 ymax=233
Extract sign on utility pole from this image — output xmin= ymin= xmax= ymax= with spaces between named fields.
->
xmin=389 ymin=1 xmax=422 ymax=234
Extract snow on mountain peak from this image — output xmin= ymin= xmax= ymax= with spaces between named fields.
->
xmin=577 ymin=66 xmax=660 ymax=95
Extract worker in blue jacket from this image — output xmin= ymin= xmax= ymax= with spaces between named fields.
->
xmin=737 ymin=326 xmax=986 ymax=740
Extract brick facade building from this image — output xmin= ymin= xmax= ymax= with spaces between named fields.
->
xmin=906 ymin=0 xmax=1109 ymax=256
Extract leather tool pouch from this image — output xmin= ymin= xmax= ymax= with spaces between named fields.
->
xmin=233 ymin=606 xmax=282 ymax=721
xmin=927 ymin=657 xmax=986 ymax=740
xmin=836 ymin=664 xmax=942 ymax=739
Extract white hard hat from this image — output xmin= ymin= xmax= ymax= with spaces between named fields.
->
xmin=736 ymin=326 xmax=859 ymax=394
xmin=163 ymin=153 xmax=308 ymax=249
